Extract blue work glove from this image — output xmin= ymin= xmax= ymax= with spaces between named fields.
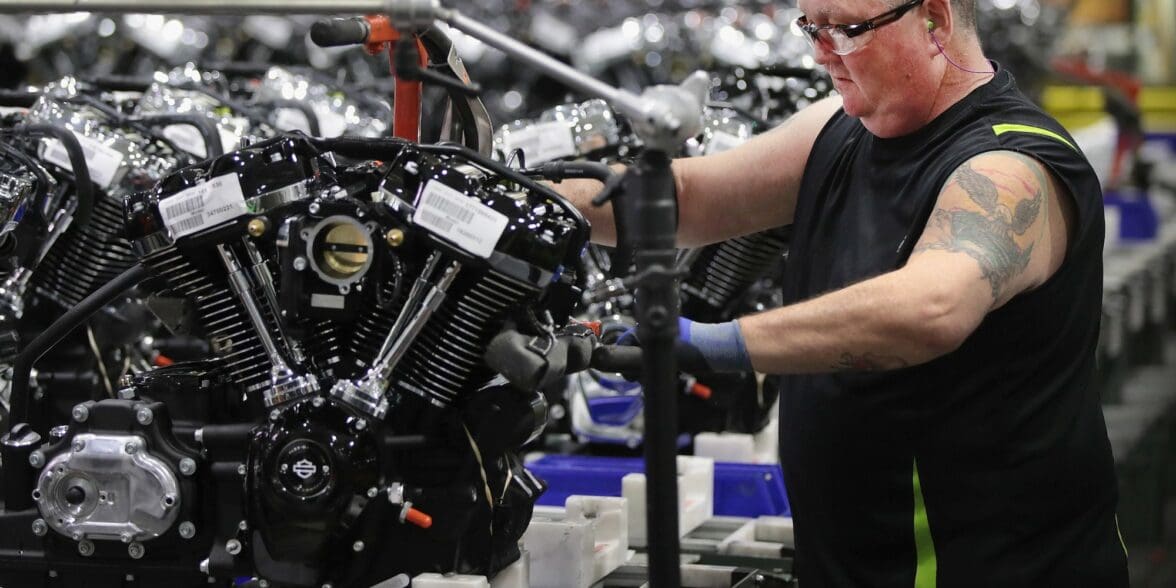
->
xmin=616 ymin=317 xmax=753 ymax=374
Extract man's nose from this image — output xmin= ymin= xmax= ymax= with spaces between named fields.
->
xmin=811 ymin=42 xmax=838 ymax=67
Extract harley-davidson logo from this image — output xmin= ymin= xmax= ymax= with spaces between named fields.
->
xmin=292 ymin=458 xmax=318 ymax=480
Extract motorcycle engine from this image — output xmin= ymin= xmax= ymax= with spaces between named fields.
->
xmin=111 ymin=133 xmax=586 ymax=586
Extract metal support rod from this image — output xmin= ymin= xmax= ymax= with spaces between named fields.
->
xmin=0 ymin=0 xmax=386 ymax=13
xmin=442 ymin=10 xmax=667 ymax=132
xmin=626 ymin=150 xmax=682 ymax=588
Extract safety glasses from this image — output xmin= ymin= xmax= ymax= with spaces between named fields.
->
xmin=796 ymin=0 xmax=926 ymax=56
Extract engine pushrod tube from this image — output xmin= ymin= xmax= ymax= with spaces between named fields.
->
xmin=0 ymin=0 xmax=387 ymax=14
xmin=365 ymin=259 xmax=460 ymax=384
xmin=216 ymin=244 xmax=291 ymax=371
xmin=370 ymin=250 xmax=442 ymax=363
xmin=242 ymin=240 xmax=305 ymax=364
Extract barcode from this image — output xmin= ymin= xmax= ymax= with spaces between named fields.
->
xmin=418 ymin=209 xmax=454 ymax=234
xmin=171 ymin=216 xmax=204 ymax=234
xmin=165 ymin=194 xmax=205 ymax=218
xmin=424 ymin=189 xmax=475 ymax=224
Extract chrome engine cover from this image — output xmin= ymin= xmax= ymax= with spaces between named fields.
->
xmin=35 ymin=433 xmax=181 ymax=543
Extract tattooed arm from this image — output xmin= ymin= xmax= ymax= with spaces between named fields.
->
xmin=738 ymin=150 xmax=1075 ymax=374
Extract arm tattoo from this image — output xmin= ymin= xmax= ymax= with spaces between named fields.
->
xmin=912 ymin=158 xmax=1046 ymax=302
xmin=834 ymin=352 xmax=910 ymax=372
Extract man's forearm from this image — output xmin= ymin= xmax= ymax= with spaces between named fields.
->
xmin=738 ymin=268 xmax=983 ymax=374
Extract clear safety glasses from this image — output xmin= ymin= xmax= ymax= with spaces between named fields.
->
xmin=796 ymin=0 xmax=926 ymax=56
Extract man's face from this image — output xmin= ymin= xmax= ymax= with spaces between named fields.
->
xmin=797 ymin=0 xmax=937 ymax=137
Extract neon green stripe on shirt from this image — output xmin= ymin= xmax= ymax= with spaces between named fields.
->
xmin=992 ymin=123 xmax=1079 ymax=152
xmin=913 ymin=458 xmax=938 ymax=588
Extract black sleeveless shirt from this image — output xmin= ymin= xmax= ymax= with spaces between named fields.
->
xmin=778 ymin=66 xmax=1128 ymax=587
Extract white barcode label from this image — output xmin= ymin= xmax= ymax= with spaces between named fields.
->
xmin=501 ymin=121 xmax=576 ymax=165
xmin=159 ymin=172 xmax=248 ymax=239
xmin=42 ymin=133 xmax=125 ymax=189
xmin=413 ymin=181 xmax=508 ymax=259
xmin=162 ymin=124 xmax=208 ymax=158
xmin=705 ymin=130 xmax=746 ymax=155
xmin=273 ymin=108 xmax=312 ymax=134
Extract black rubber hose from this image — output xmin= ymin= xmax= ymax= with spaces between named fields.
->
xmin=82 ymin=74 xmax=154 ymax=92
xmin=0 ymin=90 xmax=39 ymax=108
xmin=8 ymin=263 xmax=151 ymax=429
xmin=170 ymin=82 xmax=270 ymax=130
xmin=132 ymin=114 xmax=225 ymax=159
xmin=524 ymin=161 xmax=615 ymax=184
xmin=9 ymin=124 xmax=95 ymax=228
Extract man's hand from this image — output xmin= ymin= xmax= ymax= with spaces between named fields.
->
xmin=615 ymin=317 xmax=754 ymax=374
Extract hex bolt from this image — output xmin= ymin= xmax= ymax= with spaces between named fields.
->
xmin=121 ymin=532 xmax=134 ymax=544
xmin=128 ymin=542 xmax=145 ymax=560
xmin=72 ymin=439 xmax=86 ymax=452
xmin=124 ymin=441 xmax=139 ymax=455
xmin=354 ymin=418 xmax=367 ymax=431
xmin=179 ymin=458 xmax=197 ymax=476
xmin=77 ymin=539 xmax=95 ymax=557
xmin=308 ymin=202 xmax=321 ymax=214
xmin=269 ymin=409 xmax=281 ymax=422
xmin=237 ymin=464 xmax=247 ymax=476
xmin=258 ymin=580 xmax=269 ymax=588
xmin=366 ymin=487 xmax=378 ymax=498
xmin=31 ymin=519 xmax=47 ymax=536
xmin=238 ymin=520 xmax=249 ymax=532
xmin=312 ymin=396 xmax=325 ymax=408
xmin=179 ymin=521 xmax=196 ymax=539
xmin=28 ymin=451 xmax=45 ymax=468
xmin=352 ymin=541 xmax=364 ymax=552
xmin=136 ymin=407 xmax=154 ymax=425
xmin=71 ymin=405 xmax=89 ymax=423
xmin=293 ymin=256 xmax=308 ymax=271
xmin=225 ymin=539 xmax=242 ymax=555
